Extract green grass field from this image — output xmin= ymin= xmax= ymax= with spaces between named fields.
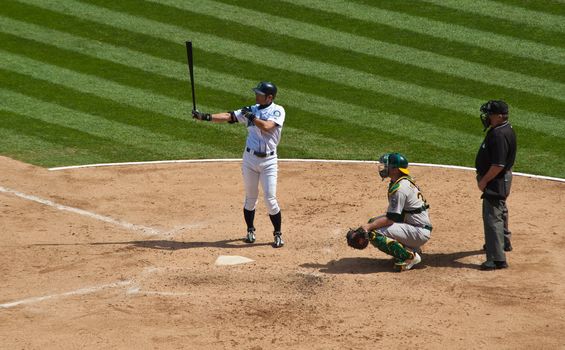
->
xmin=1 ymin=0 xmax=564 ymax=177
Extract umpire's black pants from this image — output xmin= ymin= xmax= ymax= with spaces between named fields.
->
xmin=483 ymin=171 xmax=512 ymax=262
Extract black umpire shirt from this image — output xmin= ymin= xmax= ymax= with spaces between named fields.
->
xmin=475 ymin=122 xmax=517 ymax=199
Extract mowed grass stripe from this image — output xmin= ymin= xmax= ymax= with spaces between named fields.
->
xmin=494 ymin=0 xmax=565 ymax=15
xmin=0 ymin=89 xmax=218 ymax=160
xmin=142 ymin=0 xmax=565 ymax=99
xmin=0 ymin=65 xmax=247 ymax=158
xmin=0 ymin=39 xmax=354 ymax=160
xmin=421 ymin=0 xmax=565 ymax=33
xmin=278 ymin=0 xmax=565 ymax=66
xmin=3 ymin=18 xmax=561 ymax=172
xmin=0 ymin=123 xmax=111 ymax=166
xmin=0 ymin=109 xmax=162 ymax=163
xmin=351 ymin=0 xmax=564 ymax=49
xmin=11 ymin=0 xmax=565 ymax=137
xmin=6 ymin=3 xmax=562 ymax=125
xmin=0 ymin=17 xmax=511 ymax=154
xmin=219 ymin=0 xmax=564 ymax=85
xmin=0 ymin=21 xmax=482 ymax=162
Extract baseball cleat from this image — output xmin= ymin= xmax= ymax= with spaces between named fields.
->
xmin=245 ymin=228 xmax=256 ymax=243
xmin=480 ymin=260 xmax=508 ymax=270
xmin=273 ymin=232 xmax=284 ymax=248
xmin=394 ymin=252 xmax=421 ymax=272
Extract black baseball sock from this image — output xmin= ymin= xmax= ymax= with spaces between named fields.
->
xmin=243 ymin=208 xmax=255 ymax=230
xmin=269 ymin=211 xmax=282 ymax=233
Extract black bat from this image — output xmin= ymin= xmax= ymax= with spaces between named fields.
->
xmin=185 ymin=41 xmax=196 ymax=111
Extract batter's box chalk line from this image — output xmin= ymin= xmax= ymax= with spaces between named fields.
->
xmin=0 ymin=280 xmax=133 ymax=309
xmin=0 ymin=185 xmax=162 ymax=237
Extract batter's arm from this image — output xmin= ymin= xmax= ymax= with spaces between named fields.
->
xmin=251 ymin=119 xmax=277 ymax=132
xmin=208 ymin=112 xmax=233 ymax=123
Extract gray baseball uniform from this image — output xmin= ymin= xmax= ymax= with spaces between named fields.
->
xmin=376 ymin=176 xmax=432 ymax=250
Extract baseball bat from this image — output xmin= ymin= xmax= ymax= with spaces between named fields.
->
xmin=185 ymin=41 xmax=197 ymax=111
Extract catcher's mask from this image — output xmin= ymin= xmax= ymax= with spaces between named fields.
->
xmin=378 ymin=153 xmax=409 ymax=179
xmin=252 ymin=81 xmax=277 ymax=98
xmin=480 ymin=100 xmax=508 ymax=131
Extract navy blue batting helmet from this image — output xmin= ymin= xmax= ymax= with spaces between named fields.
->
xmin=252 ymin=81 xmax=277 ymax=98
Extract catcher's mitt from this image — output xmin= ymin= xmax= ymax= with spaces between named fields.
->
xmin=346 ymin=227 xmax=369 ymax=250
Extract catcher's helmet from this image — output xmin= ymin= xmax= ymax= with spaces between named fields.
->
xmin=378 ymin=152 xmax=409 ymax=179
xmin=480 ymin=100 xmax=508 ymax=130
xmin=252 ymin=81 xmax=277 ymax=98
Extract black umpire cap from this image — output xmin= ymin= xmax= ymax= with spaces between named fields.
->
xmin=481 ymin=100 xmax=509 ymax=115
xmin=253 ymin=81 xmax=277 ymax=98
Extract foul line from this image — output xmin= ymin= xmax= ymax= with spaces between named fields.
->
xmin=0 ymin=186 xmax=161 ymax=236
xmin=48 ymin=158 xmax=565 ymax=183
xmin=0 ymin=280 xmax=132 ymax=309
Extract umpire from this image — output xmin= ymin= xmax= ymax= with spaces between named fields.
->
xmin=475 ymin=100 xmax=517 ymax=270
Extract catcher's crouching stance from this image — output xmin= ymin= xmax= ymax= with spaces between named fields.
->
xmin=346 ymin=153 xmax=432 ymax=272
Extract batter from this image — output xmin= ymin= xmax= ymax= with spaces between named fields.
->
xmin=192 ymin=82 xmax=286 ymax=248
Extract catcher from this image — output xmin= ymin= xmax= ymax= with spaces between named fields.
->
xmin=346 ymin=153 xmax=432 ymax=272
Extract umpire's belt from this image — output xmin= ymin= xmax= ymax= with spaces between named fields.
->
xmin=246 ymin=147 xmax=275 ymax=158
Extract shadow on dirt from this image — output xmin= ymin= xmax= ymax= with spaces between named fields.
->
xmin=300 ymin=249 xmax=484 ymax=274
xmin=127 ymin=239 xmax=273 ymax=250
xmin=32 ymin=239 xmax=273 ymax=250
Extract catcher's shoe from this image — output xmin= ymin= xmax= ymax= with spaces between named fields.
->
xmin=394 ymin=252 xmax=421 ymax=272
xmin=273 ymin=231 xmax=284 ymax=248
xmin=245 ymin=227 xmax=256 ymax=244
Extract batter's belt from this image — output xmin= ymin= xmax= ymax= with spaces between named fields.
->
xmin=246 ymin=147 xmax=275 ymax=158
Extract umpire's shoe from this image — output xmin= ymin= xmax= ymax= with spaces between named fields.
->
xmin=273 ymin=231 xmax=284 ymax=248
xmin=480 ymin=260 xmax=508 ymax=270
xmin=245 ymin=227 xmax=256 ymax=243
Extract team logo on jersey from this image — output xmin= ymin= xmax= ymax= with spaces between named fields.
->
xmin=273 ymin=110 xmax=281 ymax=117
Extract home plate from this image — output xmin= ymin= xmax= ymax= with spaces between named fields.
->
xmin=215 ymin=255 xmax=254 ymax=266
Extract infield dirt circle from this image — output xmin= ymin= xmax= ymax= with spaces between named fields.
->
xmin=1 ymin=156 xmax=564 ymax=349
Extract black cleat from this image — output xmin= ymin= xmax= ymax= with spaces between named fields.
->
xmin=273 ymin=231 xmax=284 ymax=248
xmin=480 ymin=260 xmax=508 ymax=270
xmin=245 ymin=228 xmax=256 ymax=243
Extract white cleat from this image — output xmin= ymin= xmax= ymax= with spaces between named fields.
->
xmin=394 ymin=252 xmax=421 ymax=272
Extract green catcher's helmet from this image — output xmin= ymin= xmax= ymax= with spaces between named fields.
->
xmin=378 ymin=153 xmax=409 ymax=179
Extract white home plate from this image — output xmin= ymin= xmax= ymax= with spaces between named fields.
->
xmin=215 ymin=255 xmax=254 ymax=266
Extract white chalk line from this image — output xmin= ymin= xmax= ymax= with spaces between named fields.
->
xmin=0 ymin=280 xmax=132 ymax=309
xmin=48 ymin=158 xmax=565 ymax=183
xmin=1 ymin=267 xmax=192 ymax=309
xmin=0 ymin=186 xmax=161 ymax=236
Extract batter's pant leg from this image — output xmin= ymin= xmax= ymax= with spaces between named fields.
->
xmin=483 ymin=197 xmax=506 ymax=262
xmin=260 ymin=159 xmax=280 ymax=215
xmin=242 ymin=161 xmax=260 ymax=211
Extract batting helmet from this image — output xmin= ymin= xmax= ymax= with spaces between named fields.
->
xmin=378 ymin=152 xmax=409 ymax=179
xmin=252 ymin=81 xmax=277 ymax=98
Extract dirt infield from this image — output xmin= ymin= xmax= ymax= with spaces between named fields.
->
xmin=1 ymin=156 xmax=564 ymax=349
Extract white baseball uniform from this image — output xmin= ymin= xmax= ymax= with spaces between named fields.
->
xmin=233 ymin=102 xmax=285 ymax=215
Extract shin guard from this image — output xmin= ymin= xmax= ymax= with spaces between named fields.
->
xmin=371 ymin=233 xmax=413 ymax=261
